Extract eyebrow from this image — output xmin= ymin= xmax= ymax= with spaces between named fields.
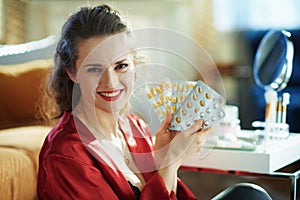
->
xmin=84 ymin=59 xmax=128 ymax=67
xmin=114 ymin=59 xmax=128 ymax=65
xmin=83 ymin=63 xmax=103 ymax=68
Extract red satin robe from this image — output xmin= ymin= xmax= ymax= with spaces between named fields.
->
xmin=37 ymin=112 xmax=198 ymax=200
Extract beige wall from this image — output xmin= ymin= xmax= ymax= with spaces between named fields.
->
xmin=24 ymin=0 xmax=239 ymax=65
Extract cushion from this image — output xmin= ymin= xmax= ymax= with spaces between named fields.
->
xmin=0 ymin=59 xmax=53 ymax=130
xmin=0 ymin=147 xmax=37 ymax=200
xmin=0 ymin=126 xmax=51 ymax=200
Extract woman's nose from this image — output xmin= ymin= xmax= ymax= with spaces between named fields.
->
xmin=100 ymin=68 xmax=118 ymax=87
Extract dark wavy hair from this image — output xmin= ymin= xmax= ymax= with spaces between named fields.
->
xmin=44 ymin=5 xmax=128 ymax=119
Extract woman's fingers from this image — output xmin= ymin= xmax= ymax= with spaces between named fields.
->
xmin=156 ymin=112 xmax=173 ymax=134
xmin=181 ymin=119 xmax=204 ymax=137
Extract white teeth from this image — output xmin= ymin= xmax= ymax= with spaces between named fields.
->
xmin=100 ymin=91 xmax=120 ymax=97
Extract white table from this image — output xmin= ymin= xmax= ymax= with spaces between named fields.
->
xmin=182 ymin=130 xmax=300 ymax=200
xmin=182 ymin=130 xmax=300 ymax=173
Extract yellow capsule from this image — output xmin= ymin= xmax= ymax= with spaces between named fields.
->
xmin=156 ymin=86 xmax=162 ymax=94
xmin=157 ymin=110 xmax=161 ymax=116
xmin=178 ymin=95 xmax=182 ymax=102
xmin=160 ymin=95 xmax=165 ymax=102
xmin=192 ymin=93 xmax=197 ymax=100
xmin=183 ymin=95 xmax=187 ymax=100
xmin=194 ymin=107 xmax=199 ymax=113
xmin=163 ymin=110 xmax=167 ymax=116
xmin=205 ymin=92 xmax=210 ymax=99
xmin=179 ymin=87 xmax=183 ymax=92
xmin=190 ymin=83 xmax=195 ymax=89
xmin=184 ymin=83 xmax=189 ymax=91
xmin=200 ymin=100 xmax=205 ymax=107
xmin=151 ymin=87 xmax=157 ymax=96
xmin=157 ymin=100 xmax=163 ymax=106
xmin=172 ymin=97 xmax=177 ymax=104
xmin=173 ymin=83 xmax=178 ymax=91
xmin=166 ymin=83 xmax=172 ymax=88
xmin=147 ymin=93 xmax=152 ymax=99
xmin=176 ymin=116 xmax=181 ymax=123
xmin=187 ymin=101 xmax=192 ymax=108
xmin=197 ymin=86 xmax=202 ymax=94
xmin=166 ymin=105 xmax=171 ymax=111
xmin=171 ymin=106 xmax=176 ymax=113
xmin=153 ymin=103 xmax=158 ymax=108
xmin=167 ymin=95 xmax=172 ymax=101
xmin=182 ymin=109 xmax=187 ymax=116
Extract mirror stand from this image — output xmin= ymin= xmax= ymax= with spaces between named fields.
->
xmin=252 ymin=30 xmax=294 ymax=146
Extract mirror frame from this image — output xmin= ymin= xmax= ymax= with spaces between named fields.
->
xmin=253 ymin=30 xmax=294 ymax=91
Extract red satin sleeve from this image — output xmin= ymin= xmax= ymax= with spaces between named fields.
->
xmin=140 ymin=172 xmax=198 ymax=200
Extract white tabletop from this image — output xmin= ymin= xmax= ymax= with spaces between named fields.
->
xmin=182 ymin=130 xmax=300 ymax=174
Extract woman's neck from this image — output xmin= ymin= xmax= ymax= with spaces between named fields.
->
xmin=73 ymin=101 xmax=120 ymax=139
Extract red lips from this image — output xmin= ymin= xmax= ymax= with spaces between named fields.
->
xmin=97 ymin=90 xmax=123 ymax=101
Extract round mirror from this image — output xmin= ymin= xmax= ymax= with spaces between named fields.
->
xmin=253 ymin=30 xmax=294 ymax=91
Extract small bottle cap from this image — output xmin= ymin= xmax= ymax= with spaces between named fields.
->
xmin=282 ymin=93 xmax=290 ymax=105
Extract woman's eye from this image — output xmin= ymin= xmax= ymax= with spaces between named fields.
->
xmin=115 ymin=63 xmax=129 ymax=71
xmin=87 ymin=67 xmax=103 ymax=73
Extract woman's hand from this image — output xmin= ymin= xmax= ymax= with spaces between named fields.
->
xmin=154 ymin=113 xmax=210 ymax=169
xmin=153 ymin=113 xmax=210 ymax=194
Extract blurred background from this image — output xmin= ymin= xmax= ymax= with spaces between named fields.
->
xmin=1 ymin=0 xmax=300 ymax=132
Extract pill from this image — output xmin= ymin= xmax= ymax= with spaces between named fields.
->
xmin=156 ymin=87 xmax=162 ymax=94
xmin=172 ymin=97 xmax=177 ymax=104
xmin=194 ymin=107 xmax=198 ymax=113
xmin=173 ymin=83 xmax=178 ymax=91
xmin=192 ymin=93 xmax=197 ymax=101
xmin=206 ymin=108 xmax=211 ymax=113
xmin=204 ymin=120 xmax=210 ymax=126
xmin=186 ymin=101 xmax=192 ymax=108
xmin=147 ymin=93 xmax=152 ymax=99
xmin=151 ymin=87 xmax=157 ymax=96
xmin=213 ymin=103 xmax=218 ymax=109
xmin=178 ymin=95 xmax=183 ymax=102
xmin=184 ymin=83 xmax=189 ymax=91
xmin=182 ymin=109 xmax=187 ymax=116
xmin=157 ymin=99 xmax=163 ymax=106
xmin=157 ymin=110 xmax=161 ymax=116
xmin=218 ymin=111 xmax=224 ymax=118
xmin=185 ymin=121 xmax=191 ymax=127
xmin=171 ymin=106 xmax=176 ymax=113
xmin=160 ymin=95 xmax=165 ymax=102
xmin=159 ymin=83 xmax=165 ymax=88
xmin=211 ymin=116 xmax=216 ymax=122
xmin=176 ymin=116 xmax=181 ymax=123
xmin=200 ymin=100 xmax=205 ymax=107
xmin=200 ymin=112 xmax=205 ymax=118
xmin=166 ymin=105 xmax=171 ymax=112
xmin=153 ymin=103 xmax=158 ymax=108
xmin=197 ymin=86 xmax=202 ymax=93
xmin=205 ymin=92 xmax=210 ymax=99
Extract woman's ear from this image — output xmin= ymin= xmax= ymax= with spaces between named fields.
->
xmin=66 ymin=68 xmax=78 ymax=83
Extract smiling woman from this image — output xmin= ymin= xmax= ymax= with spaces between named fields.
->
xmin=68 ymin=34 xmax=135 ymax=114
xmin=37 ymin=4 xmax=209 ymax=200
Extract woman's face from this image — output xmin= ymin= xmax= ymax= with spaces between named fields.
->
xmin=72 ymin=34 xmax=135 ymax=113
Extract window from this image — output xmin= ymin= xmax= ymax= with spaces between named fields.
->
xmin=213 ymin=0 xmax=300 ymax=31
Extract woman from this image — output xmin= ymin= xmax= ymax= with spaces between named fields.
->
xmin=38 ymin=4 xmax=208 ymax=200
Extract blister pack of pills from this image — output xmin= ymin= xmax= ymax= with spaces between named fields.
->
xmin=146 ymin=80 xmax=225 ymax=131
xmin=146 ymin=80 xmax=173 ymax=121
